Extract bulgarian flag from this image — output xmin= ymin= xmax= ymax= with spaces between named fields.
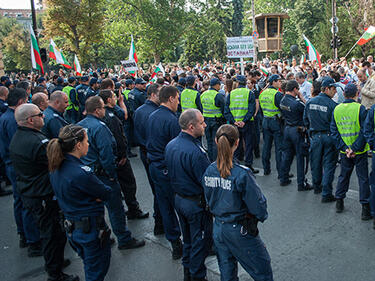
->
xmin=259 ymin=66 xmax=268 ymax=77
xmin=303 ymin=34 xmax=321 ymax=69
xmin=151 ymin=63 xmax=165 ymax=83
xmin=300 ymin=54 xmax=306 ymax=65
xmin=29 ymin=25 xmax=44 ymax=74
xmin=128 ymin=34 xmax=138 ymax=63
xmin=357 ymin=26 xmax=375 ymax=45
xmin=49 ymin=39 xmax=72 ymax=69
xmin=74 ymin=54 xmax=82 ymax=76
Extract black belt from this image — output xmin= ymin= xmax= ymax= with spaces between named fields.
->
xmin=311 ymin=131 xmax=329 ymax=136
xmin=176 ymin=192 xmax=203 ymax=203
xmin=64 ymin=216 xmax=106 ymax=234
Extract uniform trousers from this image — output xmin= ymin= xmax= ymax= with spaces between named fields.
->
xmin=204 ymin=118 xmax=221 ymax=162
xmin=261 ymin=117 xmax=282 ymax=177
xmin=234 ymin=121 xmax=255 ymax=166
xmin=117 ymin=160 xmax=140 ymax=213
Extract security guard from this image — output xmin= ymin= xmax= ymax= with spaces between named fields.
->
xmin=279 ymin=80 xmax=312 ymax=191
xmin=9 ymin=104 xmax=77 ymax=281
xmin=364 ymin=103 xmax=375 ymax=228
xmin=200 ymin=77 xmax=225 ymax=162
xmin=202 ymin=124 xmax=273 ymax=281
xmin=0 ymin=89 xmax=41 ymax=255
xmin=63 ymin=77 xmax=79 ymax=124
xmin=304 ymin=77 xmax=338 ymax=201
xmin=331 ymin=83 xmax=371 ymax=219
xmin=133 ymin=84 xmax=164 ymax=235
xmin=165 ymin=109 xmax=212 ymax=281
xmin=48 ymin=125 xmax=112 ymax=281
xmin=78 ymin=96 xmax=145 ymax=250
xmin=129 ymin=78 xmax=147 ymax=111
xmin=146 ymin=85 xmax=182 ymax=259
xmin=224 ymin=75 xmax=258 ymax=173
xmin=99 ymin=90 xmax=148 ymax=220
xmin=258 ymin=74 xmax=283 ymax=177
xmin=76 ymin=76 xmax=89 ymax=120
xmin=42 ymin=91 xmax=69 ymax=139
xmin=180 ymin=76 xmax=202 ymax=113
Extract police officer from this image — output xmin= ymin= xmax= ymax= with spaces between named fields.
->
xmin=42 ymin=91 xmax=69 ymax=139
xmin=133 ymin=84 xmax=164 ymax=235
xmin=86 ymin=78 xmax=99 ymax=100
xmin=224 ymin=75 xmax=258 ymax=173
xmin=279 ymin=80 xmax=312 ymax=191
xmin=9 ymin=104 xmax=77 ymax=281
xmin=165 ymin=109 xmax=212 ymax=281
xmin=258 ymin=74 xmax=283 ymax=177
xmin=202 ymin=124 xmax=273 ymax=281
xmin=180 ymin=76 xmax=202 ymax=113
xmin=76 ymin=76 xmax=89 ymax=120
xmin=48 ymin=125 xmax=112 ymax=281
xmin=176 ymin=77 xmax=186 ymax=117
xmin=63 ymin=77 xmax=79 ymax=124
xmin=0 ymin=88 xmax=41 ymax=255
xmin=78 ymin=96 xmax=145 ymax=250
xmin=99 ymin=90 xmax=148 ymax=220
xmin=52 ymin=77 xmax=65 ymax=93
xmin=129 ymin=78 xmax=147 ymax=111
xmin=146 ymin=85 xmax=182 ymax=259
xmin=200 ymin=77 xmax=225 ymax=162
xmin=32 ymin=92 xmax=49 ymax=111
xmin=304 ymin=77 xmax=338 ymax=201
xmin=331 ymin=83 xmax=371 ymax=219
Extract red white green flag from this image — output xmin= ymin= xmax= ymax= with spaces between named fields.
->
xmin=128 ymin=35 xmax=138 ymax=63
xmin=303 ymin=34 xmax=321 ymax=69
xmin=357 ymin=26 xmax=375 ymax=45
xmin=259 ymin=66 xmax=268 ymax=77
xmin=74 ymin=54 xmax=82 ymax=76
xmin=29 ymin=25 xmax=44 ymax=74
xmin=151 ymin=63 xmax=165 ymax=83
xmin=49 ymin=39 xmax=72 ymax=69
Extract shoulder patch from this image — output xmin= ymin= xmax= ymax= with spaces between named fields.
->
xmin=99 ymin=121 xmax=106 ymax=126
xmin=108 ymin=113 xmax=114 ymax=117
xmin=41 ymin=138 xmax=49 ymax=144
xmin=238 ymin=164 xmax=250 ymax=171
xmin=80 ymin=166 xmax=92 ymax=172
xmin=198 ymin=145 xmax=207 ymax=154
xmin=53 ymin=113 xmax=59 ymax=117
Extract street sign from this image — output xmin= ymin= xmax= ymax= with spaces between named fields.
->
xmin=331 ymin=26 xmax=338 ymax=34
xmin=252 ymin=31 xmax=259 ymax=39
xmin=226 ymin=36 xmax=254 ymax=58
xmin=330 ymin=17 xmax=339 ymax=24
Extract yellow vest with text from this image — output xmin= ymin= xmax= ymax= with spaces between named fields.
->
xmin=181 ymin=88 xmax=198 ymax=112
xmin=229 ymin=88 xmax=251 ymax=122
xmin=62 ymin=85 xmax=78 ymax=111
xmin=259 ymin=88 xmax=280 ymax=117
xmin=200 ymin=90 xmax=222 ymax=118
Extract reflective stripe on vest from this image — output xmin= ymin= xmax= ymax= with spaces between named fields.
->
xmin=259 ymin=88 xmax=280 ymax=117
xmin=123 ymin=89 xmax=130 ymax=100
xmin=200 ymin=90 xmax=222 ymax=117
xmin=333 ymin=102 xmax=369 ymax=154
xmin=62 ymin=86 xmax=79 ymax=111
xmin=181 ymin=89 xmax=198 ymax=111
xmin=229 ymin=88 xmax=250 ymax=122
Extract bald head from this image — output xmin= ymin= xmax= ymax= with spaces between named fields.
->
xmin=0 ymin=86 xmax=8 ymax=100
xmin=15 ymin=103 xmax=42 ymax=128
xmin=49 ymin=90 xmax=69 ymax=113
xmin=179 ymin=108 xmax=200 ymax=130
xmin=32 ymin=92 xmax=49 ymax=111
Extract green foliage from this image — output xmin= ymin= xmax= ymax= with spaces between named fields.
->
xmin=232 ymin=0 xmax=244 ymax=36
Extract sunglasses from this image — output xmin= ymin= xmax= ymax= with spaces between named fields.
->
xmin=26 ymin=112 xmax=43 ymax=120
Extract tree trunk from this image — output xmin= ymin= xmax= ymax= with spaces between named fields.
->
xmin=154 ymin=53 xmax=160 ymax=65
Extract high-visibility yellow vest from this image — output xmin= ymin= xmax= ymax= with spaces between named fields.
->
xmin=259 ymin=88 xmax=280 ymax=117
xmin=200 ymin=90 xmax=222 ymax=118
xmin=229 ymin=88 xmax=250 ymax=122
xmin=123 ymin=89 xmax=130 ymax=100
xmin=181 ymin=88 xmax=198 ymax=112
xmin=62 ymin=85 xmax=78 ymax=111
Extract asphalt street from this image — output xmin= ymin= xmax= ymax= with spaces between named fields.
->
xmin=1 ymin=146 xmax=375 ymax=281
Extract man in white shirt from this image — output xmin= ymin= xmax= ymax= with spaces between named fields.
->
xmin=296 ymin=72 xmax=312 ymax=101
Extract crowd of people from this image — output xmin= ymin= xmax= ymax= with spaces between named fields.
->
xmin=1 ymin=54 xmax=375 ymax=281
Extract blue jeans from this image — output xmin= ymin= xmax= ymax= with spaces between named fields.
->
xmin=213 ymin=219 xmax=273 ymax=281
xmin=98 ymin=176 xmax=132 ymax=245
xmin=262 ymin=117 xmax=282 ymax=176
xmin=68 ymin=217 xmax=111 ymax=281
xmin=6 ymin=164 xmax=40 ymax=243
xmin=204 ymin=118 xmax=220 ymax=162
xmin=175 ymin=195 xmax=213 ymax=279
xmin=149 ymin=163 xmax=181 ymax=242
xmin=234 ymin=121 xmax=255 ymax=166
xmin=280 ymin=126 xmax=306 ymax=186
xmin=310 ymin=133 xmax=338 ymax=196
xmin=335 ymin=153 xmax=370 ymax=204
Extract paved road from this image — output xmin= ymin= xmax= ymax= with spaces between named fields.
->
xmin=1 ymin=147 xmax=375 ymax=281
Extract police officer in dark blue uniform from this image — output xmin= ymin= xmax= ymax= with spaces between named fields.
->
xmin=304 ymin=77 xmax=338 ymax=201
xmin=165 ymin=109 xmax=212 ymax=281
xmin=0 ymin=89 xmax=41 ymax=255
xmin=279 ymin=80 xmax=312 ymax=191
xmin=176 ymin=77 xmax=186 ymax=117
xmin=0 ymin=86 xmax=8 ymax=115
xmin=86 ymin=78 xmax=99 ymax=100
xmin=78 ymin=96 xmax=145 ymax=250
xmin=76 ymin=76 xmax=89 ymax=120
xmin=133 ymin=84 xmax=164 ymax=235
xmin=202 ymin=124 xmax=273 ymax=281
xmin=129 ymin=78 xmax=147 ymax=111
xmin=42 ymin=91 xmax=69 ymax=139
xmin=51 ymin=77 xmax=65 ymax=93
xmin=146 ymin=85 xmax=182 ymax=259
xmin=48 ymin=125 xmax=112 ymax=281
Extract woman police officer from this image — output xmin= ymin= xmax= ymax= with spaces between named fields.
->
xmin=47 ymin=124 xmax=112 ymax=281
xmin=202 ymin=124 xmax=273 ymax=281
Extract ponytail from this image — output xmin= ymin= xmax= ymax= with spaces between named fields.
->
xmin=47 ymin=139 xmax=64 ymax=172
xmin=215 ymin=124 xmax=239 ymax=178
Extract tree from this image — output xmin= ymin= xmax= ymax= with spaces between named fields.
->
xmin=232 ymin=0 xmax=244 ymax=36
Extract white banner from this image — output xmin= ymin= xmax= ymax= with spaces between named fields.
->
xmin=226 ymin=36 xmax=254 ymax=58
xmin=121 ymin=60 xmax=139 ymax=71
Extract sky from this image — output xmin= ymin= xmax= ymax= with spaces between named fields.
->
xmin=0 ymin=0 xmax=33 ymax=9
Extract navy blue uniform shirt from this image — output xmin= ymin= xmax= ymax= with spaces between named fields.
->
xmin=50 ymin=154 xmax=112 ymax=220
xmin=146 ymin=105 xmax=180 ymax=168
xmin=0 ymin=99 xmax=8 ymax=116
xmin=133 ymin=100 xmax=159 ymax=147
xmin=165 ymin=132 xmax=211 ymax=196
xmin=42 ymin=106 xmax=69 ymax=139
xmin=224 ymin=85 xmax=256 ymax=124
xmin=78 ymin=115 xmax=118 ymax=179
xmin=280 ymin=94 xmax=305 ymax=126
xmin=0 ymin=108 xmax=17 ymax=164
xmin=364 ymin=104 xmax=375 ymax=149
xmin=129 ymin=87 xmax=147 ymax=112
xmin=331 ymin=99 xmax=367 ymax=152
xmin=202 ymin=162 xmax=268 ymax=223
xmin=303 ymin=93 xmax=337 ymax=132
xmin=76 ymin=84 xmax=89 ymax=111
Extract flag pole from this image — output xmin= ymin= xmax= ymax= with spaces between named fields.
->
xmin=344 ymin=38 xmax=361 ymax=59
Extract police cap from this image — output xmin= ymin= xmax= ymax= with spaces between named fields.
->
xmin=210 ymin=78 xmax=221 ymax=87
xmin=178 ymin=78 xmax=186 ymax=86
xmin=268 ymin=74 xmax=281 ymax=83
xmin=321 ymin=77 xmax=336 ymax=88
xmin=81 ymin=76 xmax=89 ymax=82
xmin=89 ymin=77 xmax=98 ymax=86
xmin=235 ymin=75 xmax=247 ymax=84
xmin=125 ymin=79 xmax=134 ymax=86
xmin=134 ymin=78 xmax=146 ymax=85
xmin=186 ymin=76 xmax=196 ymax=85
xmin=68 ymin=76 xmax=76 ymax=83
xmin=344 ymin=83 xmax=358 ymax=96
